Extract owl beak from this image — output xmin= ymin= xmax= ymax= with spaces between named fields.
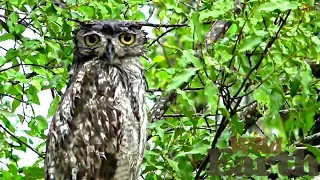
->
xmin=104 ymin=40 xmax=115 ymax=64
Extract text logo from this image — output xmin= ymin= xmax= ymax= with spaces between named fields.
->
xmin=208 ymin=137 xmax=319 ymax=176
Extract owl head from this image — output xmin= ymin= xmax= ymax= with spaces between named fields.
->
xmin=73 ymin=20 xmax=148 ymax=65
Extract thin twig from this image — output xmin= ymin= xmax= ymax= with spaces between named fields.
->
xmin=291 ymin=132 xmax=320 ymax=146
xmin=147 ymin=27 xmax=178 ymax=48
xmin=147 ymin=87 xmax=204 ymax=93
xmin=139 ymin=21 xmax=202 ymax=28
xmin=162 ymin=113 xmax=218 ymax=118
xmin=0 ymin=94 xmax=30 ymax=104
xmin=146 ymin=6 xmax=155 ymax=22
xmin=0 ymin=63 xmax=56 ymax=73
xmin=0 ymin=124 xmax=44 ymax=159
xmin=295 ymin=145 xmax=320 ymax=149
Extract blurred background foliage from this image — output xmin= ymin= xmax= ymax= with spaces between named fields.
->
xmin=1 ymin=0 xmax=320 ymax=179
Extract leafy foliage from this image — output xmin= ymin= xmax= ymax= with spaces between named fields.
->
xmin=1 ymin=0 xmax=320 ymax=179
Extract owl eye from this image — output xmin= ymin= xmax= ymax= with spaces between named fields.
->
xmin=119 ymin=33 xmax=135 ymax=45
xmin=84 ymin=34 xmax=100 ymax=46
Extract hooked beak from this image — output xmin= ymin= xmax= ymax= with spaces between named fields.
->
xmin=104 ymin=39 xmax=115 ymax=64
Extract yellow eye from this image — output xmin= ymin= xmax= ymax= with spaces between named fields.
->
xmin=84 ymin=34 xmax=100 ymax=46
xmin=119 ymin=33 xmax=135 ymax=45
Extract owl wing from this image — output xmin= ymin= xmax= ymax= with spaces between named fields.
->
xmin=45 ymin=60 xmax=121 ymax=179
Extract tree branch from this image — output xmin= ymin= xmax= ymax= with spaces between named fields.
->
xmin=0 ymin=124 xmax=44 ymax=159
xmin=291 ymin=132 xmax=320 ymax=146
xmin=163 ymin=113 xmax=219 ymax=118
xmin=139 ymin=21 xmax=213 ymax=28
xmin=147 ymin=87 xmax=204 ymax=93
xmin=150 ymin=19 xmax=232 ymax=123
xmin=0 ymin=94 xmax=30 ymax=105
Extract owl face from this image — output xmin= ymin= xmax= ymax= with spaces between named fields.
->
xmin=74 ymin=20 xmax=147 ymax=65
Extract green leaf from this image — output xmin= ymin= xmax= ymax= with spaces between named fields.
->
xmin=8 ymin=164 xmax=18 ymax=175
xmin=166 ymin=68 xmax=198 ymax=91
xmin=305 ymin=0 xmax=314 ymax=6
xmin=180 ymin=50 xmax=203 ymax=68
xmin=159 ymin=10 xmax=166 ymax=21
xmin=15 ymin=24 xmax=26 ymax=34
xmin=1 ymin=115 xmax=16 ymax=132
xmin=36 ymin=115 xmax=48 ymax=131
xmin=0 ymin=56 xmax=5 ymax=66
xmin=189 ymin=11 xmax=204 ymax=43
xmin=155 ymin=126 xmax=164 ymax=141
xmin=31 ymin=81 xmax=41 ymax=92
xmin=144 ymin=150 xmax=161 ymax=157
xmin=47 ymin=96 xmax=60 ymax=118
xmin=7 ymin=12 xmax=19 ymax=32
xmin=10 ymin=0 xmax=19 ymax=6
xmin=1 ymin=171 xmax=12 ymax=179
xmin=9 ymin=84 xmax=23 ymax=95
xmin=290 ymin=73 xmax=300 ymax=97
xmin=177 ymin=89 xmax=196 ymax=112
xmin=153 ymin=55 xmax=165 ymax=63
xmin=15 ymin=136 xmax=28 ymax=152
xmin=148 ymin=120 xmax=165 ymax=129
xmin=204 ymin=80 xmax=219 ymax=113
xmin=175 ymin=144 xmax=210 ymax=157
xmin=306 ymin=144 xmax=320 ymax=157
xmin=238 ymin=36 xmax=262 ymax=52
xmin=231 ymin=114 xmax=244 ymax=134
xmin=199 ymin=9 xmax=225 ymax=20
xmin=28 ymin=85 xmax=40 ymax=105
xmin=258 ymin=2 xmax=300 ymax=12
xmin=310 ymin=18 xmax=320 ymax=27
xmin=31 ymin=77 xmax=44 ymax=91
xmin=36 ymin=53 xmax=48 ymax=65
xmin=11 ymin=97 xmax=21 ymax=112
xmin=23 ymin=166 xmax=44 ymax=179
xmin=0 ymin=33 xmax=15 ymax=42
xmin=78 ymin=6 xmax=95 ymax=17
xmin=300 ymin=71 xmax=312 ymax=95
xmin=166 ymin=158 xmax=179 ymax=172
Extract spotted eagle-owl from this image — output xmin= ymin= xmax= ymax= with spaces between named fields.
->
xmin=45 ymin=20 xmax=148 ymax=180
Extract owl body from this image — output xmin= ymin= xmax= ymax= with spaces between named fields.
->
xmin=45 ymin=20 xmax=148 ymax=180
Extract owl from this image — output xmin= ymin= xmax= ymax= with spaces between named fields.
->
xmin=45 ymin=20 xmax=148 ymax=180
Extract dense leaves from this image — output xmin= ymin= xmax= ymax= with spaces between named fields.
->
xmin=1 ymin=0 xmax=320 ymax=179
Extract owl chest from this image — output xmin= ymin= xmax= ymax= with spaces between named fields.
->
xmin=82 ymin=69 xmax=143 ymax=141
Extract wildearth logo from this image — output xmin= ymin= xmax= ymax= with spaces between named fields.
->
xmin=208 ymin=136 xmax=319 ymax=176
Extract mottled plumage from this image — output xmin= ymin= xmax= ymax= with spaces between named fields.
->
xmin=45 ymin=20 xmax=148 ymax=180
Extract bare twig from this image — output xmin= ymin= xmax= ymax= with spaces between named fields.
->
xmin=0 ymin=46 xmax=8 ymax=51
xmin=163 ymin=113 xmax=218 ymax=118
xmin=0 ymin=63 xmax=56 ymax=74
xmin=146 ymin=6 xmax=155 ymax=22
xmin=0 ymin=124 xmax=44 ymax=159
xmin=295 ymin=145 xmax=320 ymax=149
xmin=147 ymin=27 xmax=178 ymax=48
xmin=0 ymin=94 xmax=30 ymax=104
xmin=291 ymin=132 xmax=320 ymax=146
xmin=147 ymin=87 xmax=204 ymax=93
